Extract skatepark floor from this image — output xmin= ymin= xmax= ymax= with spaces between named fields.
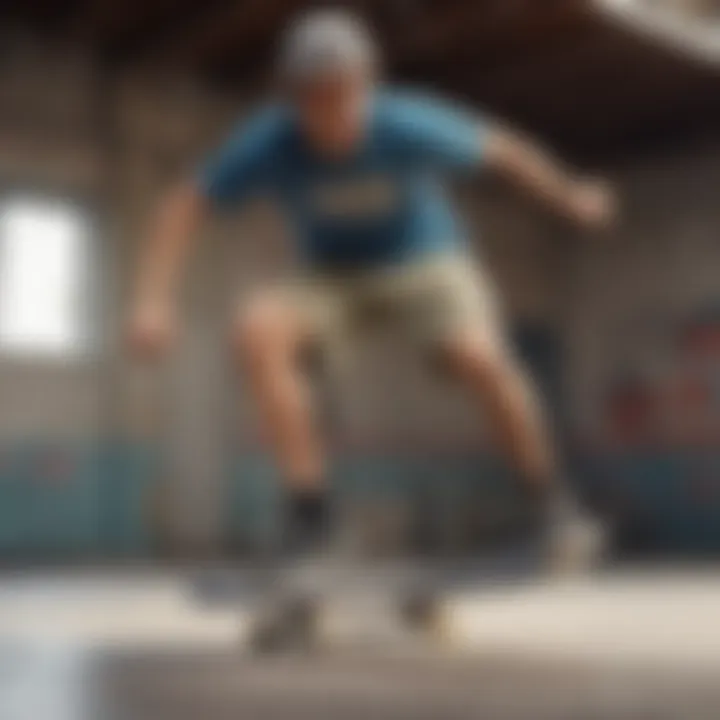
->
xmin=1 ymin=564 xmax=719 ymax=719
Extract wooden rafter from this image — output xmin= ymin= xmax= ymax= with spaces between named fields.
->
xmin=157 ymin=0 xmax=303 ymax=66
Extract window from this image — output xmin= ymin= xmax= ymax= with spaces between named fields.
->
xmin=0 ymin=198 xmax=89 ymax=359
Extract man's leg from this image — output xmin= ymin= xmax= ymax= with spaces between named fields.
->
xmin=441 ymin=329 xmax=607 ymax=569
xmin=233 ymin=288 xmax=336 ymax=556
xmin=440 ymin=330 xmax=563 ymax=499
xmin=395 ymin=255 xmax=603 ymax=570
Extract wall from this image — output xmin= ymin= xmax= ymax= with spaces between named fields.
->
xmin=0 ymin=40 xmax=103 ymax=440
xmin=14 ymin=38 xmax=715 ymax=555
xmin=60 ymin=57 xmax=720 ymax=552
xmin=568 ymin=143 xmax=720 ymax=436
xmin=564 ymin=144 xmax=720 ymax=551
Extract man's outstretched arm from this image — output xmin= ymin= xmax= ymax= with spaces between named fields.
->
xmin=392 ymin=93 xmax=616 ymax=228
xmin=482 ymin=126 xmax=616 ymax=228
xmin=135 ymin=183 xmax=207 ymax=308
xmin=128 ymin=109 xmax=280 ymax=358
xmin=128 ymin=182 xmax=208 ymax=358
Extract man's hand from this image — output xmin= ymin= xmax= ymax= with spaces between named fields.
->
xmin=484 ymin=128 xmax=619 ymax=230
xmin=127 ymin=298 xmax=177 ymax=362
xmin=128 ymin=182 xmax=207 ymax=362
xmin=565 ymin=179 xmax=617 ymax=230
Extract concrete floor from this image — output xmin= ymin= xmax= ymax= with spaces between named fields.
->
xmin=1 ymin=567 xmax=719 ymax=719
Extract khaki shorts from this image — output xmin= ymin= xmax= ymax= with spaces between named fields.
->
xmin=278 ymin=253 xmax=504 ymax=354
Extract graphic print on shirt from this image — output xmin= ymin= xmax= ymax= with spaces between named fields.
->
xmin=307 ymin=174 xmax=401 ymax=220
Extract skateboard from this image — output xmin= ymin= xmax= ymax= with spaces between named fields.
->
xmin=243 ymin=560 xmax=443 ymax=654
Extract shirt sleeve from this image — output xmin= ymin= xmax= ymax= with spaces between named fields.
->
xmin=389 ymin=92 xmax=488 ymax=171
xmin=196 ymin=107 xmax=284 ymax=207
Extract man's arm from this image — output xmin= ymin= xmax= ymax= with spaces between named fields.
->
xmin=134 ymin=182 xmax=207 ymax=309
xmin=128 ymin=182 xmax=207 ymax=358
xmin=482 ymin=126 xmax=615 ymax=228
xmin=128 ymin=108 xmax=282 ymax=358
xmin=390 ymin=92 xmax=615 ymax=227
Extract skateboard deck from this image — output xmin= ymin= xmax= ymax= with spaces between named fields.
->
xmin=230 ymin=543 xmax=545 ymax=653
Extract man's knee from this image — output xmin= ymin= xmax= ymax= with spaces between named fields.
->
xmin=232 ymin=295 xmax=300 ymax=369
xmin=436 ymin=331 xmax=515 ymax=385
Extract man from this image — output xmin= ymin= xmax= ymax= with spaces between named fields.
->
xmin=130 ymin=10 xmax=613 ymax=623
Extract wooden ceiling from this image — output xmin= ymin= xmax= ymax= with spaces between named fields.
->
xmin=4 ymin=0 xmax=720 ymax=161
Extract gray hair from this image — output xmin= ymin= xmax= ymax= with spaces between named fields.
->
xmin=278 ymin=9 xmax=379 ymax=84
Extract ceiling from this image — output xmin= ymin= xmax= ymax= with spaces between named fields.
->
xmin=4 ymin=0 xmax=720 ymax=161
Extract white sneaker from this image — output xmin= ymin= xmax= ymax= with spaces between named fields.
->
xmin=545 ymin=513 xmax=609 ymax=576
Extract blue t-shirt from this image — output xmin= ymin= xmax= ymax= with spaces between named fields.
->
xmin=199 ymin=89 xmax=487 ymax=271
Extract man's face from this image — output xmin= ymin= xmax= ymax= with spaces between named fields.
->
xmin=294 ymin=72 xmax=372 ymax=156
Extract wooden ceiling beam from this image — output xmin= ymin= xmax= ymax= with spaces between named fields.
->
xmin=74 ymin=0 xmax=165 ymax=42
xmin=427 ymin=23 xmax=720 ymax=158
xmin=111 ymin=0 xmax=238 ymax=63
xmin=1 ymin=0 xmax=83 ymax=33
xmin=157 ymin=0 xmax=303 ymax=66
xmin=390 ymin=0 xmax=588 ymax=73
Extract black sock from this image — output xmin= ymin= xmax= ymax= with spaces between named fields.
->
xmin=284 ymin=487 xmax=331 ymax=555
xmin=546 ymin=482 xmax=578 ymax=521
xmin=526 ymin=474 xmax=581 ymax=525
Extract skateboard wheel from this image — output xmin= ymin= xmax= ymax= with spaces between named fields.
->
xmin=248 ymin=595 xmax=321 ymax=654
xmin=399 ymin=591 xmax=440 ymax=630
